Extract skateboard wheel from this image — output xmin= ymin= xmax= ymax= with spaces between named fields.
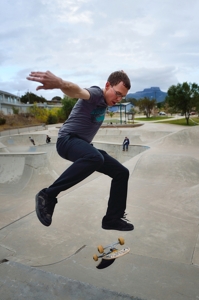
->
xmin=97 ymin=245 xmax=104 ymax=253
xmin=118 ymin=237 xmax=125 ymax=245
xmin=93 ymin=254 xmax=98 ymax=261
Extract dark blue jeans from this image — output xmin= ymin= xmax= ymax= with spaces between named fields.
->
xmin=46 ymin=135 xmax=129 ymax=219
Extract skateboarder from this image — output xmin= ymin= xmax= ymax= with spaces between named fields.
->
xmin=123 ymin=137 xmax=130 ymax=151
xmin=29 ymin=136 xmax=35 ymax=145
xmin=27 ymin=70 xmax=134 ymax=231
xmin=46 ymin=135 xmax=51 ymax=143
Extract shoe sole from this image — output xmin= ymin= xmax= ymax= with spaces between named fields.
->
xmin=102 ymin=225 xmax=134 ymax=231
xmin=35 ymin=194 xmax=51 ymax=227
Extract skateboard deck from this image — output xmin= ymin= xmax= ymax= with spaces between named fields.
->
xmin=93 ymin=237 xmax=130 ymax=269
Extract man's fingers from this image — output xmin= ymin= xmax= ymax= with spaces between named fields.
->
xmin=27 ymin=76 xmax=42 ymax=82
xmin=36 ymin=85 xmax=45 ymax=90
xmin=26 ymin=71 xmax=59 ymax=91
xmin=27 ymin=72 xmax=46 ymax=82
xmin=29 ymin=71 xmax=45 ymax=77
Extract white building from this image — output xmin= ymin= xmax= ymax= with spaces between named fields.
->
xmin=0 ymin=90 xmax=22 ymax=115
xmin=0 ymin=90 xmax=61 ymax=115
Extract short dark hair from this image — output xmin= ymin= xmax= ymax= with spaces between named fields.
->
xmin=107 ymin=70 xmax=131 ymax=90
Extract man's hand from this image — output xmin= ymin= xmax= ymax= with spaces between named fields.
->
xmin=26 ymin=70 xmax=90 ymax=99
xmin=26 ymin=71 xmax=63 ymax=91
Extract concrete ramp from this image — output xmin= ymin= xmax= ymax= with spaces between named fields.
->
xmin=0 ymin=153 xmax=53 ymax=195
xmin=1 ymin=261 xmax=138 ymax=300
xmin=1 ymin=124 xmax=199 ymax=300
xmin=133 ymin=153 xmax=199 ymax=186
xmin=156 ymin=125 xmax=199 ymax=148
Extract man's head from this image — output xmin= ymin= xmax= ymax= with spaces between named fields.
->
xmin=104 ymin=70 xmax=131 ymax=107
xmin=107 ymin=70 xmax=131 ymax=90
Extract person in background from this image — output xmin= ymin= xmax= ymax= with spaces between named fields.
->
xmin=29 ymin=136 xmax=35 ymax=146
xmin=46 ymin=135 xmax=51 ymax=143
xmin=123 ymin=137 xmax=130 ymax=151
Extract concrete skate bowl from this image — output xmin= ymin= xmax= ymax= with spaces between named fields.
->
xmin=0 ymin=132 xmax=149 ymax=167
xmin=93 ymin=141 xmax=149 ymax=163
xmin=0 ymin=127 xmax=180 ymax=193
xmin=94 ymin=128 xmax=172 ymax=145
xmin=0 ymin=134 xmax=71 ymax=195
xmin=0 ymin=133 xmax=68 ymax=170
xmin=93 ymin=127 xmax=173 ymax=163
xmin=0 ymin=134 xmax=58 ymax=153
xmin=0 ymin=153 xmax=52 ymax=195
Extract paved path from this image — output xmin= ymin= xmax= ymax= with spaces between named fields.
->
xmin=0 ymin=122 xmax=199 ymax=300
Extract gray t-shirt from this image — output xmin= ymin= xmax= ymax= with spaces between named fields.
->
xmin=58 ymin=86 xmax=107 ymax=143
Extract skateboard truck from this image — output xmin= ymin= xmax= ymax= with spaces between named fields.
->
xmin=93 ymin=237 xmax=130 ymax=269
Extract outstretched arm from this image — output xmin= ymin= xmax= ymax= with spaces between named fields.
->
xmin=26 ymin=71 xmax=90 ymax=100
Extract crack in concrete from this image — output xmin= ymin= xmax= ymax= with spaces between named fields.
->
xmin=31 ymin=245 xmax=87 ymax=268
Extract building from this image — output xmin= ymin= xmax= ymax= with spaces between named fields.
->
xmin=0 ymin=90 xmax=62 ymax=115
xmin=108 ymin=102 xmax=134 ymax=113
xmin=0 ymin=90 xmax=22 ymax=115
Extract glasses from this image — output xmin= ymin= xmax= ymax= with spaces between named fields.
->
xmin=111 ymin=86 xmax=126 ymax=100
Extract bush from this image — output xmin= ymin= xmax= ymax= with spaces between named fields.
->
xmin=0 ymin=117 xmax=6 ymax=125
xmin=47 ymin=113 xmax=58 ymax=124
xmin=12 ymin=107 xmax=19 ymax=114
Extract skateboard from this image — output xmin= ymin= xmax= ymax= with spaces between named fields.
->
xmin=93 ymin=237 xmax=130 ymax=269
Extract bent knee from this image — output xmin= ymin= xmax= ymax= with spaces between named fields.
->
xmin=118 ymin=166 xmax=129 ymax=180
xmin=86 ymin=152 xmax=104 ymax=167
xmin=123 ymin=166 xmax=129 ymax=178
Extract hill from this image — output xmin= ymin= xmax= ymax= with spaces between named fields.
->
xmin=126 ymin=87 xmax=167 ymax=103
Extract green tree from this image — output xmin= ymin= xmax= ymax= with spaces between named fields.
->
xmin=137 ymin=97 xmax=156 ymax=118
xmin=21 ymin=92 xmax=47 ymax=104
xmin=126 ymin=97 xmax=138 ymax=106
xmin=109 ymin=111 xmax=115 ymax=118
xmin=51 ymin=96 xmax=62 ymax=102
xmin=166 ymin=82 xmax=199 ymax=124
xmin=61 ymin=96 xmax=77 ymax=119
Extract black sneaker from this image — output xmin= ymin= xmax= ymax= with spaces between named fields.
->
xmin=102 ymin=214 xmax=134 ymax=231
xmin=35 ymin=189 xmax=57 ymax=226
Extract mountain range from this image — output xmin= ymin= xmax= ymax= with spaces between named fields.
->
xmin=126 ymin=87 xmax=167 ymax=103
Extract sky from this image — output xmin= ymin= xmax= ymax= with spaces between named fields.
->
xmin=1 ymin=0 xmax=199 ymax=100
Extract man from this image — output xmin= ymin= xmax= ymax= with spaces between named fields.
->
xmin=29 ymin=136 xmax=35 ymax=145
xmin=123 ymin=137 xmax=130 ymax=151
xmin=46 ymin=135 xmax=51 ymax=143
xmin=27 ymin=70 xmax=134 ymax=231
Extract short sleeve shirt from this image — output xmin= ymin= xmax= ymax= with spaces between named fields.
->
xmin=58 ymin=86 xmax=107 ymax=143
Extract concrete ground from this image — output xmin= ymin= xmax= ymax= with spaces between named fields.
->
xmin=0 ymin=121 xmax=199 ymax=300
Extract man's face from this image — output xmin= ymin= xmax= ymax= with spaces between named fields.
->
xmin=104 ymin=81 xmax=129 ymax=106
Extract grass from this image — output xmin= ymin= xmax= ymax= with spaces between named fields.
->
xmin=135 ymin=115 xmax=199 ymax=126
xmin=103 ymin=118 xmax=119 ymax=123
xmin=104 ymin=115 xmax=199 ymax=126
xmin=134 ymin=116 xmax=170 ymax=121
xmin=158 ymin=117 xmax=199 ymax=126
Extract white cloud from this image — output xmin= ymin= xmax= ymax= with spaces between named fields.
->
xmin=1 ymin=0 xmax=199 ymax=100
